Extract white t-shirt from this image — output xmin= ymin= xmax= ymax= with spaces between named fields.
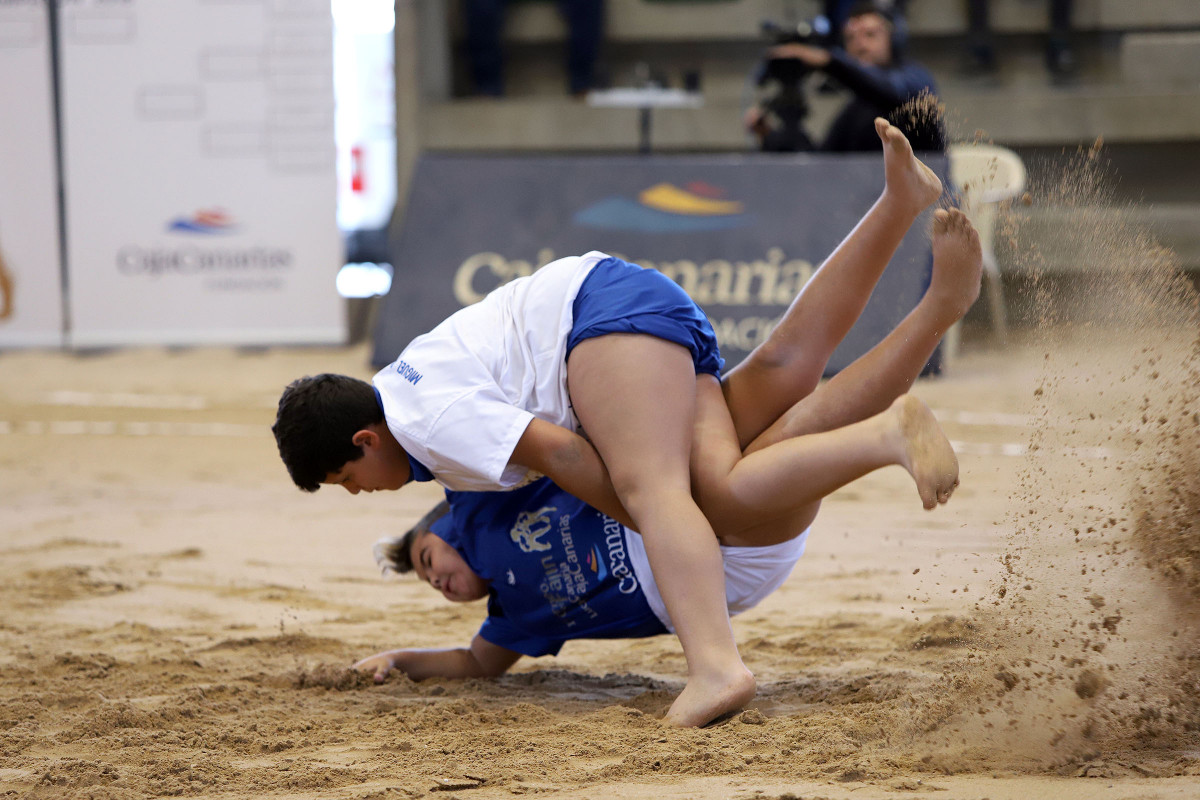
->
xmin=625 ymin=527 xmax=810 ymax=633
xmin=373 ymin=251 xmax=610 ymax=492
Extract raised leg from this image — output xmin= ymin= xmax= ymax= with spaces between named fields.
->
xmin=695 ymin=386 xmax=960 ymax=546
xmin=567 ymin=334 xmax=755 ymax=727
xmin=722 ymin=117 xmax=944 ymax=447
xmin=748 ymin=207 xmax=983 ymax=452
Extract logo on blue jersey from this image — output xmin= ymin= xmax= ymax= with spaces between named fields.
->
xmin=601 ymin=517 xmax=638 ymax=595
xmin=511 ymin=506 xmax=555 ymax=553
xmin=586 ymin=546 xmax=608 ymax=582
xmin=574 ymin=181 xmax=751 ymax=233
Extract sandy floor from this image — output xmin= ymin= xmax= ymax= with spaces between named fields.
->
xmin=2 ymin=301 xmax=1199 ymax=800
xmin=4 ymin=155 xmax=1200 ymax=798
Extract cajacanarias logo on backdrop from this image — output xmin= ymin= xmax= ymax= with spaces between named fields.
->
xmin=166 ymin=208 xmax=238 ymax=234
xmin=116 ymin=209 xmax=291 ymax=282
xmin=574 ymin=182 xmax=751 ymax=233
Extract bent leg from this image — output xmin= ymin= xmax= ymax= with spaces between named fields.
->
xmin=568 ymin=333 xmax=754 ymax=727
xmin=747 ymin=207 xmax=982 ymax=452
xmin=722 ymin=118 xmax=944 ymax=446
xmin=697 ymin=393 xmax=959 ymax=545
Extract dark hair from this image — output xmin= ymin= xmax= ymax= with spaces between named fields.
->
xmin=272 ymin=373 xmax=383 ymax=492
xmin=846 ymin=0 xmax=906 ymax=59
xmin=376 ymin=529 xmax=419 ymax=574
xmin=847 ymin=0 xmax=895 ymax=26
xmin=375 ymin=500 xmax=451 ymax=576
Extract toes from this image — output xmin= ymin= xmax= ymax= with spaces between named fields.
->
xmin=933 ymin=208 xmax=949 ymax=233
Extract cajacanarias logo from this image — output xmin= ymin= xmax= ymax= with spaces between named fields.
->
xmin=574 ymin=181 xmax=750 ymax=233
xmin=586 ymin=546 xmax=608 ymax=581
xmin=118 ymin=210 xmax=290 ymax=277
xmin=167 ymin=208 xmax=238 ymax=234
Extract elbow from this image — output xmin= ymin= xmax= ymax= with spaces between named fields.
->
xmin=533 ymin=434 xmax=587 ymax=481
xmin=479 ymin=662 xmax=510 ymax=679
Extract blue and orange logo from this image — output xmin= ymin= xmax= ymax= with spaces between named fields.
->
xmin=167 ymin=208 xmax=238 ymax=234
xmin=574 ymin=181 xmax=750 ymax=233
xmin=586 ymin=546 xmax=608 ymax=581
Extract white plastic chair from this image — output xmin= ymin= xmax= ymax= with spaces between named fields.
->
xmin=945 ymin=142 xmax=1028 ymax=356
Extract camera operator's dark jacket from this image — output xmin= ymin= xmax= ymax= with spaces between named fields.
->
xmin=820 ymin=50 xmax=945 ymax=152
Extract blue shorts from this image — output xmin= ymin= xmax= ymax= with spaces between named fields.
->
xmin=566 ymin=256 xmax=725 ymax=377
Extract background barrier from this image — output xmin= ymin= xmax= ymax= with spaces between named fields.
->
xmin=0 ymin=0 xmax=63 ymax=347
xmin=58 ymin=0 xmax=344 ymax=347
xmin=373 ymin=152 xmax=947 ymax=373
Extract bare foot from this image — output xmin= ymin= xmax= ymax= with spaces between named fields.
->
xmin=663 ymin=667 xmax=756 ymax=728
xmin=927 ymin=207 xmax=984 ymax=323
xmin=876 ymin=117 xmax=942 ymax=212
xmin=890 ymin=394 xmax=958 ymax=510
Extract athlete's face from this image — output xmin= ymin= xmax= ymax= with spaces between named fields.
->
xmin=323 ymin=425 xmax=410 ymax=494
xmin=412 ymin=530 xmax=489 ymax=602
xmin=843 ymin=12 xmax=893 ymax=68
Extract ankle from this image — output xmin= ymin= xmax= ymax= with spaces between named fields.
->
xmin=917 ymin=290 xmax=968 ymax=330
xmin=878 ymin=189 xmax=927 ymax=221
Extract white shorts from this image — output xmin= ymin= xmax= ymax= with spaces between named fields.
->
xmin=625 ymin=527 xmax=810 ymax=634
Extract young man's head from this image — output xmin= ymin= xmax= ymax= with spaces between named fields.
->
xmin=273 ymin=373 xmax=409 ymax=493
xmin=376 ymin=526 xmax=489 ymax=603
xmin=843 ymin=2 xmax=895 ymax=68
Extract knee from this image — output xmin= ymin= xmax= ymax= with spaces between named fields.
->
xmin=607 ymin=467 xmax=691 ymax=521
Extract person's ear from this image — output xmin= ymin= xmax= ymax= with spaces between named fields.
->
xmin=351 ymin=428 xmax=379 ymax=449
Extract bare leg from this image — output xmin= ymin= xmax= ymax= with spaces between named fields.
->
xmin=694 ymin=378 xmax=959 ymax=544
xmin=567 ymin=334 xmax=755 ymax=728
xmin=748 ymin=207 xmax=983 ymax=451
xmin=692 ymin=209 xmax=979 ymax=548
xmin=722 ymin=117 xmax=943 ymax=447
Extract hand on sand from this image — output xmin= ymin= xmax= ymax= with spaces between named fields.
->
xmin=352 ymin=651 xmax=401 ymax=684
xmin=877 ymin=117 xmax=942 ymax=212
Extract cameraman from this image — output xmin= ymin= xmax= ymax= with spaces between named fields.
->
xmin=747 ymin=1 xmax=944 ymax=153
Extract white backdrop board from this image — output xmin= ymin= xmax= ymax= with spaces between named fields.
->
xmin=0 ymin=0 xmax=63 ymax=347
xmin=60 ymin=0 xmax=345 ymax=346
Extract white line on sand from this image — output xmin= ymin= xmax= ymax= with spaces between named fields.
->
xmin=43 ymin=391 xmax=209 ymax=410
xmin=949 ymin=440 xmax=1115 ymax=460
xmin=935 ymin=409 xmax=1034 ymax=427
xmin=0 ymin=420 xmax=262 ymax=437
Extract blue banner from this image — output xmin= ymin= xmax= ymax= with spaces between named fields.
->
xmin=373 ymin=153 xmax=947 ymax=373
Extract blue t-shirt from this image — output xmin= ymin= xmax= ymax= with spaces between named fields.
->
xmin=432 ymin=478 xmax=667 ymax=657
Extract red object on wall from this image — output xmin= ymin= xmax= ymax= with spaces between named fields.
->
xmin=351 ymin=145 xmax=365 ymax=193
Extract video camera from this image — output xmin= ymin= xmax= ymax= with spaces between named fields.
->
xmin=751 ymin=17 xmax=834 ymax=152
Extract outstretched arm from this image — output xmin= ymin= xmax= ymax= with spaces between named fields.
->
xmin=352 ymin=634 xmax=522 ymax=683
xmin=823 ymin=51 xmax=933 ymax=109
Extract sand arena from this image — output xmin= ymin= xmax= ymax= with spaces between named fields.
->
xmin=2 ymin=142 xmax=1199 ymax=799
